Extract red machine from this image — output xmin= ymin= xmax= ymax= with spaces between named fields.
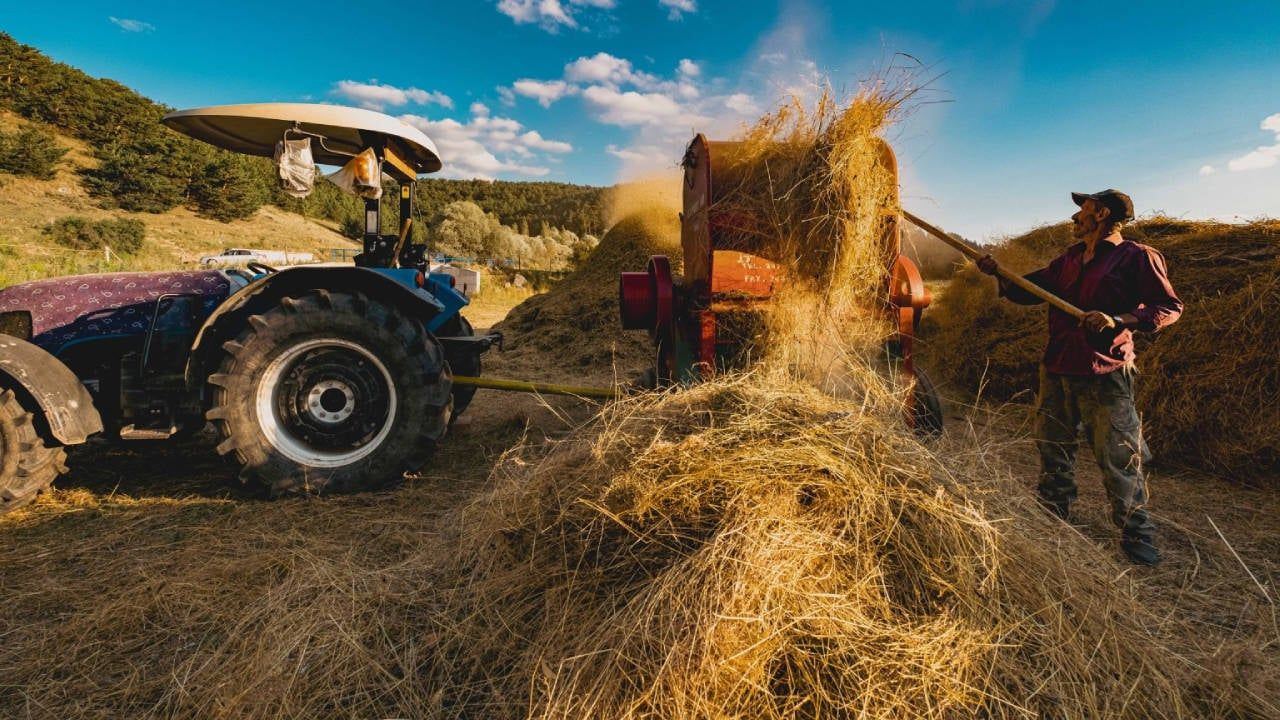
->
xmin=619 ymin=134 xmax=941 ymax=432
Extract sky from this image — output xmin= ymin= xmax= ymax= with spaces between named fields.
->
xmin=3 ymin=1 xmax=1278 ymax=240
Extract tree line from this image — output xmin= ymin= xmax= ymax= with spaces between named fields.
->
xmin=0 ymin=32 xmax=610 ymax=244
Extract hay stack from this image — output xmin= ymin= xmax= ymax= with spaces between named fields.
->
xmin=487 ymin=209 xmax=681 ymax=385
xmin=922 ymin=218 xmax=1280 ymax=480
xmin=433 ymin=371 xmax=1271 ymax=718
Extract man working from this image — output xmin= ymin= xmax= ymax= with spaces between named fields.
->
xmin=978 ymin=190 xmax=1182 ymax=565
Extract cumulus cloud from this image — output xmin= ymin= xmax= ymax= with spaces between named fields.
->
xmin=659 ymin=0 xmax=697 ymax=20
xmin=1226 ymin=113 xmax=1280 ymax=172
xmin=470 ymin=101 xmax=490 ymax=117
xmin=1199 ymin=165 xmax=1216 ymax=176
xmin=521 ymin=130 xmax=573 ymax=153
xmin=677 ymin=59 xmax=701 ymax=77
xmin=109 ymin=17 xmax=154 ymax=32
xmin=333 ymin=81 xmax=453 ymax=111
xmin=723 ymin=92 xmax=759 ymax=116
xmin=581 ymin=85 xmax=705 ymax=126
xmin=400 ymin=113 xmax=572 ymax=180
xmin=512 ymin=79 xmax=576 ymax=107
xmin=496 ymin=0 xmax=616 ymax=33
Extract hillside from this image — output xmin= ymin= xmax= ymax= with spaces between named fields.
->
xmin=0 ymin=111 xmax=354 ymax=285
xmin=0 ymin=32 xmax=609 ymax=244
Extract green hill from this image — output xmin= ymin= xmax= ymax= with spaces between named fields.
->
xmin=0 ymin=32 xmax=609 ymax=259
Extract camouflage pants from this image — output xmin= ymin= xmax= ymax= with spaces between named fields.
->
xmin=1035 ymin=365 xmax=1155 ymax=537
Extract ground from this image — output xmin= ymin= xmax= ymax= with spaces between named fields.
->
xmin=0 ymin=266 xmax=1275 ymax=717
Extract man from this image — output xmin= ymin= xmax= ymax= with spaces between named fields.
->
xmin=978 ymin=189 xmax=1182 ymax=565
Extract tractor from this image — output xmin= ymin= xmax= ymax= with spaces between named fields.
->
xmin=0 ymin=103 xmax=498 ymax=512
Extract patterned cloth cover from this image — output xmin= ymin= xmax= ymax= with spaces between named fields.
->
xmin=0 ymin=271 xmax=232 ymax=354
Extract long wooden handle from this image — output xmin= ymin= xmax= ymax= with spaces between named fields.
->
xmin=902 ymin=210 xmax=1087 ymax=320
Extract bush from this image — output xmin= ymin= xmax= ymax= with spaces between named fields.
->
xmin=340 ymin=215 xmax=364 ymax=239
xmin=189 ymin=154 xmax=268 ymax=221
xmin=44 ymin=216 xmax=145 ymax=254
xmin=0 ymin=124 xmax=67 ymax=178
xmin=82 ymin=132 xmax=192 ymax=213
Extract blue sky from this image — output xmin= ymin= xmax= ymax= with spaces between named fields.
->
xmin=4 ymin=1 xmax=1278 ymax=240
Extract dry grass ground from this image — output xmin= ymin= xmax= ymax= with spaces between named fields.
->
xmin=1 ymin=103 xmax=1275 ymax=719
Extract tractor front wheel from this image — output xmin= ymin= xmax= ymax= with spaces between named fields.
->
xmin=206 ymin=291 xmax=452 ymax=496
xmin=0 ymin=388 xmax=67 ymax=514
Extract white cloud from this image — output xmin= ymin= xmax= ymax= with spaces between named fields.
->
xmin=660 ymin=0 xmax=697 ymax=20
xmin=470 ymin=101 xmax=490 ymax=117
xmin=497 ymin=86 xmax=517 ymax=107
xmin=109 ymin=17 xmax=154 ymax=32
xmin=724 ymin=93 xmax=759 ymax=116
xmin=512 ymin=79 xmax=576 ymax=107
xmin=606 ymin=144 xmax=648 ymax=162
xmin=565 ymin=52 xmax=636 ymax=86
xmin=496 ymin=0 xmax=616 ymax=33
xmin=400 ymin=113 xmax=571 ymax=180
xmin=333 ymin=81 xmax=453 ymax=111
xmin=582 ymin=85 xmax=706 ymax=127
xmin=521 ymin=130 xmax=573 ymax=153
xmin=1199 ymin=165 xmax=1216 ymax=176
xmin=677 ymin=59 xmax=701 ymax=78
xmin=1226 ymin=113 xmax=1280 ymax=172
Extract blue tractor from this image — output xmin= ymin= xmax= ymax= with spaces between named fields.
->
xmin=0 ymin=104 xmax=499 ymax=511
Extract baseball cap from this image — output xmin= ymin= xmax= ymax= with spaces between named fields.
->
xmin=1071 ymin=189 xmax=1134 ymax=223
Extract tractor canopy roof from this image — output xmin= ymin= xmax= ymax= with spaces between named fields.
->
xmin=161 ymin=103 xmax=442 ymax=179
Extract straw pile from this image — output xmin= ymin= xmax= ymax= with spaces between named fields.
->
xmin=431 ymin=371 xmax=1272 ymax=718
xmin=488 ymin=208 xmax=681 ymax=385
xmin=922 ymin=218 xmax=1280 ymax=480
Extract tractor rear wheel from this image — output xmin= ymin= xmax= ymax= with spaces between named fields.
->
xmin=206 ymin=291 xmax=452 ymax=496
xmin=0 ymin=388 xmax=67 ymax=514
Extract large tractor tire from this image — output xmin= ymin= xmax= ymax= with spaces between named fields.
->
xmin=438 ymin=314 xmax=480 ymax=421
xmin=0 ymin=388 xmax=67 ymax=514
xmin=206 ymin=290 xmax=452 ymax=497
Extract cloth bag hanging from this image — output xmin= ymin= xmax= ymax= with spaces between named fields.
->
xmin=272 ymin=138 xmax=316 ymax=198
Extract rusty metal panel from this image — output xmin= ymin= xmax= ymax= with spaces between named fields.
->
xmin=710 ymin=250 xmax=781 ymax=297
xmin=681 ymin=135 xmax=713 ymax=298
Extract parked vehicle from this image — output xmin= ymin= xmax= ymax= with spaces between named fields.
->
xmin=199 ymin=248 xmax=316 ymax=267
xmin=0 ymin=103 xmax=497 ymax=512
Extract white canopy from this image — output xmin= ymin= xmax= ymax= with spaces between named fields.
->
xmin=162 ymin=103 xmax=442 ymax=175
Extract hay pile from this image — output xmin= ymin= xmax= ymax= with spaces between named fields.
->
xmin=432 ymin=372 xmax=1273 ymax=718
xmin=488 ymin=208 xmax=680 ymax=385
xmin=922 ymin=218 xmax=1280 ymax=480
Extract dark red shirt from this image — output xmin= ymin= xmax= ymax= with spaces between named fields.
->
xmin=1000 ymin=233 xmax=1183 ymax=375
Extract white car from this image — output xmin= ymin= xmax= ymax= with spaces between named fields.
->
xmin=199 ymin=248 xmax=315 ymax=267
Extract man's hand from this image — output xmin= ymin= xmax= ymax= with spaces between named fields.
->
xmin=976 ymin=254 xmax=999 ymax=275
xmin=1080 ymin=311 xmax=1117 ymax=333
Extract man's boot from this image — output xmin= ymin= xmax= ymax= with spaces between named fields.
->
xmin=1121 ymin=531 xmax=1161 ymax=566
xmin=1037 ymin=494 xmax=1070 ymax=521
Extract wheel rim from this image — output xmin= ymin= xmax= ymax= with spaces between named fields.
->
xmin=255 ymin=338 xmax=397 ymax=468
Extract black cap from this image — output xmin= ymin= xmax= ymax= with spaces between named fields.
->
xmin=1071 ymin=189 xmax=1134 ymax=223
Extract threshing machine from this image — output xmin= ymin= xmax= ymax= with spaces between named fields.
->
xmin=619 ymin=134 xmax=942 ymax=432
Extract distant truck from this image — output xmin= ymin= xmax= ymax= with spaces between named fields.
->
xmin=199 ymin=248 xmax=316 ymax=267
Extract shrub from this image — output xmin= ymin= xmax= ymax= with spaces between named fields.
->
xmin=44 ymin=216 xmax=145 ymax=254
xmin=81 ymin=131 xmax=193 ymax=213
xmin=0 ymin=124 xmax=67 ymax=178
xmin=340 ymin=215 xmax=364 ymax=239
xmin=189 ymin=154 xmax=268 ymax=221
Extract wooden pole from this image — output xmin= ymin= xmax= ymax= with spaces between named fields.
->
xmin=902 ymin=209 xmax=1086 ymax=320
